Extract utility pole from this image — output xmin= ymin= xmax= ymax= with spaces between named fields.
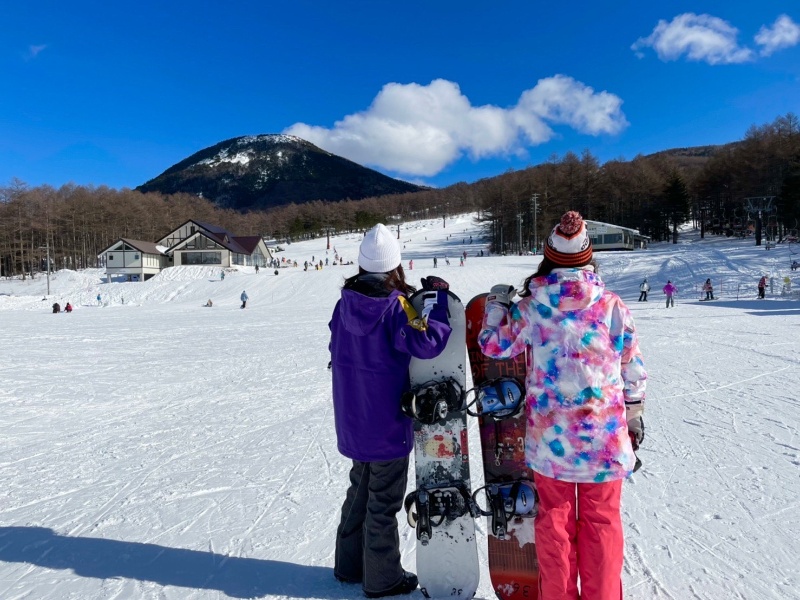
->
xmin=46 ymin=236 xmax=50 ymax=296
xmin=531 ymin=193 xmax=540 ymax=253
xmin=517 ymin=213 xmax=524 ymax=254
xmin=38 ymin=239 xmax=51 ymax=295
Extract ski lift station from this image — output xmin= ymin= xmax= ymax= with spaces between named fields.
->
xmin=585 ymin=220 xmax=649 ymax=251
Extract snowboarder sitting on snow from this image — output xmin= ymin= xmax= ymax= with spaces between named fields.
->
xmin=240 ymin=290 xmax=248 ymax=309
xmin=205 ymin=299 xmax=213 ymax=307
xmin=52 ymin=302 xmax=60 ymax=313
xmin=328 ymin=223 xmax=452 ymax=598
xmin=663 ymin=280 xmax=677 ymax=308
xmin=638 ymin=277 xmax=650 ymax=301
xmin=64 ymin=302 xmax=73 ymax=313
xmin=479 ymin=211 xmax=647 ymax=600
xmin=703 ymin=278 xmax=714 ymax=300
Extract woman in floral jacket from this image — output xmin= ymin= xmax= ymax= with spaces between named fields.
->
xmin=479 ymin=211 xmax=647 ymax=600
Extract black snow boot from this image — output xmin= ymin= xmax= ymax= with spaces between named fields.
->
xmin=364 ymin=572 xmax=418 ymax=598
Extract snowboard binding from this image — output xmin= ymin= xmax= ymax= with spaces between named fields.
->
xmin=404 ymin=482 xmax=479 ymax=546
xmin=467 ymin=377 xmax=527 ymax=464
xmin=401 ymin=379 xmax=465 ymax=424
xmin=472 ymin=479 xmax=538 ymax=539
xmin=466 ymin=377 xmax=525 ymax=421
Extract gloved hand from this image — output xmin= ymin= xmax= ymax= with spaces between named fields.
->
xmin=627 ymin=415 xmax=644 ymax=451
xmin=421 ymin=291 xmax=439 ymax=321
xmin=487 ymin=284 xmax=516 ymax=307
xmin=421 ymin=276 xmax=449 ymax=291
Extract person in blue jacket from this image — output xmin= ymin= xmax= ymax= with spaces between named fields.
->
xmin=329 ymin=223 xmax=451 ymax=598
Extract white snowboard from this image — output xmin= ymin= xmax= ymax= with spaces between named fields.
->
xmin=408 ymin=290 xmax=479 ymax=599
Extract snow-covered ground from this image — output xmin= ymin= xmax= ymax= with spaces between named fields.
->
xmin=1 ymin=214 xmax=799 ymax=599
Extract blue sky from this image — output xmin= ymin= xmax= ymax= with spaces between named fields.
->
xmin=1 ymin=1 xmax=799 ymax=190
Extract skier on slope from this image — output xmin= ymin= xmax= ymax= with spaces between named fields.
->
xmin=638 ymin=277 xmax=650 ymax=302
xmin=328 ymin=223 xmax=452 ymax=598
xmin=758 ymin=275 xmax=767 ymax=299
xmin=240 ymin=290 xmax=248 ymax=309
xmin=663 ymin=280 xmax=677 ymax=308
xmin=478 ymin=211 xmax=647 ymax=600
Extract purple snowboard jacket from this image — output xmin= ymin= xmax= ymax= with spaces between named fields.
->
xmin=329 ymin=275 xmax=452 ymax=462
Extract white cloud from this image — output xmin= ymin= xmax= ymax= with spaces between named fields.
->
xmin=632 ymin=13 xmax=753 ymax=65
xmin=284 ymin=77 xmax=627 ymax=177
xmin=755 ymin=14 xmax=800 ymax=56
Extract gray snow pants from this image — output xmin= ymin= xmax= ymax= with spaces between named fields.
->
xmin=334 ymin=456 xmax=409 ymax=594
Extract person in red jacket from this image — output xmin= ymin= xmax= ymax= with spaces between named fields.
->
xmin=758 ymin=275 xmax=767 ymax=298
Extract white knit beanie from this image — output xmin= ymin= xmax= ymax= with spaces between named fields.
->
xmin=358 ymin=224 xmax=402 ymax=273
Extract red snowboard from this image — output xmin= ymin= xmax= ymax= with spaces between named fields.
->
xmin=465 ymin=293 xmax=539 ymax=600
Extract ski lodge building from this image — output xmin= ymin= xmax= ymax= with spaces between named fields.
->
xmin=98 ymin=220 xmax=273 ymax=282
xmin=585 ymin=220 xmax=649 ymax=251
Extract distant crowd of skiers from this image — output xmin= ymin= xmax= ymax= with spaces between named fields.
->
xmin=636 ymin=274 xmax=778 ymax=306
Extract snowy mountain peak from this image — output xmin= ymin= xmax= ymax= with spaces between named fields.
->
xmin=136 ymin=134 xmax=422 ymax=212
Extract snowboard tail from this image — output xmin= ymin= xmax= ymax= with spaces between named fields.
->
xmin=465 ymin=293 xmax=539 ymax=600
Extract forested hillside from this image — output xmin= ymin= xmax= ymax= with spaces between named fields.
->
xmin=1 ymin=113 xmax=798 ymax=277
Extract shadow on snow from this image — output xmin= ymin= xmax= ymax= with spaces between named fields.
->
xmin=687 ymin=299 xmax=800 ymax=316
xmin=0 ymin=526 xmax=353 ymax=599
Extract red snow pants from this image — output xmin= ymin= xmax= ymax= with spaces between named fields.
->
xmin=533 ymin=473 xmax=624 ymax=600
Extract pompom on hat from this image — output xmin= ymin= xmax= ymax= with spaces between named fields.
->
xmin=543 ymin=211 xmax=593 ymax=267
xmin=358 ymin=223 xmax=402 ymax=273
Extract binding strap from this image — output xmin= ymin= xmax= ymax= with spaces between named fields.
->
xmin=404 ymin=482 xmax=478 ymax=546
xmin=472 ymin=479 xmax=538 ymax=539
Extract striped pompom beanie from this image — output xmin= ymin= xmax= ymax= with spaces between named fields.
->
xmin=544 ymin=211 xmax=593 ymax=267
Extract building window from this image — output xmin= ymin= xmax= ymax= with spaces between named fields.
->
xmin=134 ymin=254 xmax=140 ymax=260
xmin=181 ymin=252 xmax=221 ymax=265
xmin=108 ymin=254 xmax=114 ymax=260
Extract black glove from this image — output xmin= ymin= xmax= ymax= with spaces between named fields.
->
xmin=421 ymin=276 xmax=449 ymax=291
xmin=627 ymin=416 xmax=644 ymax=451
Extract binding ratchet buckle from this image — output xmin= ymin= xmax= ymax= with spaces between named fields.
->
xmin=404 ymin=482 xmax=479 ymax=545
xmin=472 ymin=479 xmax=538 ymax=539
xmin=466 ymin=377 xmax=525 ymax=421
xmin=401 ymin=379 xmax=465 ymax=424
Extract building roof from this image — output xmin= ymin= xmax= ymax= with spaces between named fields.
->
xmin=585 ymin=220 xmax=647 ymax=237
xmin=169 ymin=230 xmax=251 ymax=255
xmin=233 ymin=236 xmax=263 ymax=254
xmin=120 ymin=238 xmax=166 ymax=255
xmin=193 ymin=220 xmax=231 ymax=237
xmin=98 ymin=238 xmax=165 ymax=256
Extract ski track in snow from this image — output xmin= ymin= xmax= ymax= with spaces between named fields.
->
xmin=1 ymin=216 xmax=799 ymax=599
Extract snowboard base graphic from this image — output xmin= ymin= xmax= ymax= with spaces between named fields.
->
xmin=466 ymin=293 xmax=539 ymax=600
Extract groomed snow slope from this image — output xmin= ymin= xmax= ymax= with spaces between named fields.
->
xmin=1 ymin=214 xmax=798 ymax=599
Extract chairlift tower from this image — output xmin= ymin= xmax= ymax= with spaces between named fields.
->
xmin=745 ymin=196 xmax=776 ymax=246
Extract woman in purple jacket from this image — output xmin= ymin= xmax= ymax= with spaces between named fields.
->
xmin=329 ymin=223 xmax=452 ymax=598
xmin=663 ymin=280 xmax=677 ymax=308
